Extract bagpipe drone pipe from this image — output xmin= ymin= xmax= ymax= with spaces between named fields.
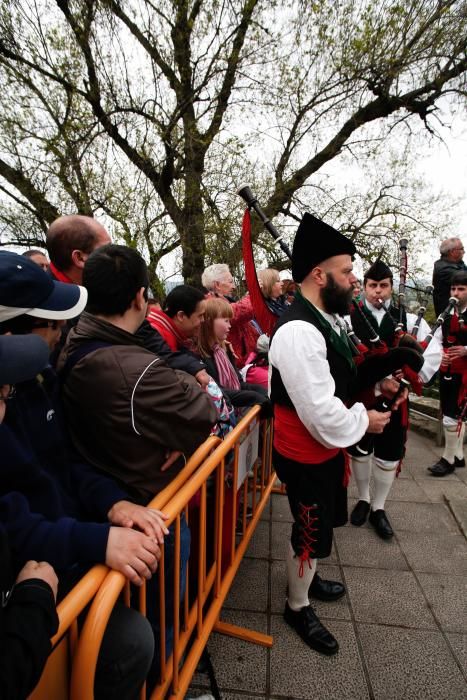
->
xmin=237 ymin=185 xmax=424 ymax=396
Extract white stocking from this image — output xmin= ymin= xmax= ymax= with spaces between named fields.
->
xmin=351 ymin=454 xmax=372 ymax=503
xmin=443 ymin=426 xmax=460 ymax=464
xmin=286 ymin=542 xmax=317 ymax=611
xmin=455 ymin=423 xmax=465 ymax=460
xmin=372 ymin=458 xmax=397 ymax=511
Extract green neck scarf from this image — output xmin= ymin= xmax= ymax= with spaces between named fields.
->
xmin=297 ymin=290 xmax=355 ymax=372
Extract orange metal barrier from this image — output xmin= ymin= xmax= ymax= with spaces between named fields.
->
xmin=70 ymin=408 xmax=276 ymax=699
xmin=28 ymin=436 xmax=222 ymax=700
xmin=28 ymin=565 xmax=108 ymax=700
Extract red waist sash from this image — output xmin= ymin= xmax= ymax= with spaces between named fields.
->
xmin=273 ymin=404 xmax=339 ymax=464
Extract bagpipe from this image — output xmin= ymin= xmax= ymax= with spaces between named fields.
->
xmin=237 ymin=185 xmax=424 ymax=395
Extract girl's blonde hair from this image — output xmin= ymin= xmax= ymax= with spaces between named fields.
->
xmin=197 ymin=296 xmax=233 ymax=357
xmin=258 ymin=268 xmax=281 ymax=299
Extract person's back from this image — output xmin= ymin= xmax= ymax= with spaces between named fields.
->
xmin=60 ymin=245 xmax=217 ymax=502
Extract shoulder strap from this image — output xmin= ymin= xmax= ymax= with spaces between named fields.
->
xmin=59 ymin=341 xmax=111 ymax=384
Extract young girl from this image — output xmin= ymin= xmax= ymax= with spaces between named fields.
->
xmin=197 ymin=297 xmax=269 ymax=414
xmin=241 ymin=334 xmax=269 ymax=390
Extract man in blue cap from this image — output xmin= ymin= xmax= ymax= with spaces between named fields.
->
xmin=0 ymin=334 xmax=59 ymax=699
xmin=0 ymin=251 xmax=162 ymax=698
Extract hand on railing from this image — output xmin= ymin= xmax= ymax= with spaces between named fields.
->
xmin=105 ymin=527 xmax=161 ymax=586
xmin=107 ymin=500 xmax=169 ymax=544
xmin=161 ymin=449 xmax=184 ymax=472
xmin=16 ymin=560 xmax=59 ymax=601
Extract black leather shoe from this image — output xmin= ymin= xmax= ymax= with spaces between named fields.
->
xmin=369 ymin=509 xmax=393 ymax=540
xmin=428 ymin=458 xmax=455 ymax=477
xmin=350 ymin=499 xmax=370 ymax=527
xmin=309 ymin=573 xmax=345 ymax=602
xmin=283 ymin=603 xmax=339 ymax=655
xmin=455 ymin=456 xmax=465 ymax=468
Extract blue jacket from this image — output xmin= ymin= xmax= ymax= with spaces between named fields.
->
xmin=0 ymin=368 xmax=130 ymax=576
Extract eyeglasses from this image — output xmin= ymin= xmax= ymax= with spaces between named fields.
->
xmin=32 ymin=320 xmax=60 ymax=330
xmin=0 ymin=386 xmax=16 ymax=402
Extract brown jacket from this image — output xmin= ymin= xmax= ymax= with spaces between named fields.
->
xmin=59 ymin=313 xmax=217 ymax=502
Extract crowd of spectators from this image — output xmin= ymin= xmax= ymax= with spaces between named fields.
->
xmin=0 ymin=215 xmax=288 ymax=698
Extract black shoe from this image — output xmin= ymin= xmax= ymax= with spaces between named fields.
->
xmin=283 ymin=603 xmax=339 ymax=655
xmin=455 ymin=456 xmax=465 ymax=469
xmin=309 ymin=573 xmax=345 ymax=602
xmin=428 ymin=458 xmax=455 ymax=477
xmin=350 ymin=500 xmax=370 ymax=527
xmin=369 ymin=509 xmax=393 ymax=540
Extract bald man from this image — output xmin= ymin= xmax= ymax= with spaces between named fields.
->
xmin=47 ymin=215 xmax=111 ymax=284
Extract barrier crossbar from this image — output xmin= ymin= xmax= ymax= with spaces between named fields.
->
xmin=68 ymin=408 xmax=276 ymax=699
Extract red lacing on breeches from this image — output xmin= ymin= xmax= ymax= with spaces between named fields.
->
xmin=297 ymin=503 xmax=319 ymax=577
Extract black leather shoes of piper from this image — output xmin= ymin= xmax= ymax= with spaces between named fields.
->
xmin=283 ymin=603 xmax=339 ymax=655
xmin=428 ymin=458 xmax=455 ymax=477
xmin=369 ymin=509 xmax=394 ymax=540
xmin=350 ymin=499 xmax=370 ymax=526
xmin=309 ymin=573 xmax=345 ymax=602
xmin=455 ymin=456 xmax=465 ymax=468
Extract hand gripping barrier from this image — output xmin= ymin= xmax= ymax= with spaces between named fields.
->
xmin=68 ymin=407 xmax=276 ymax=699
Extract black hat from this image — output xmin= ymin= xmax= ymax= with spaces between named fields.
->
xmin=364 ymin=259 xmax=393 ymax=282
xmin=0 ymin=334 xmax=49 ymax=384
xmin=0 ymin=251 xmax=87 ymax=322
xmin=292 ymin=213 xmax=356 ymax=283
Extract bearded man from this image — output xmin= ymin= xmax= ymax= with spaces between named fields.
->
xmin=269 ymin=213 xmax=390 ymax=655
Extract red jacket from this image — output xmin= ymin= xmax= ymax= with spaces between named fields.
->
xmin=227 ymin=295 xmax=260 ymax=368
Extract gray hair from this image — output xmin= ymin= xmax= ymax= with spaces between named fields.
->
xmin=201 ymin=263 xmax=231 ymax=290
xmin=440 ymin=237 xmax=462 ymax=256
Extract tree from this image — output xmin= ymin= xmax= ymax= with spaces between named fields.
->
xmin=0 ymin=0 xmax=465 ymax=286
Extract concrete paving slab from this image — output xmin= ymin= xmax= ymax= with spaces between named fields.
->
xmin=192 ymin=610 xmax=269 ymax=694
xmin=224 ymin=558 xmax=269 ymax=613
xmin=446 ymin=497 xmax=467 ymax=538
xmin=358 ymin=624 xmax=467 ymax=699
xmin=417 ymin=573 xmax=467 ymax=633
xmin=446 ymin=634 xmax=467 ymax=675
xmin=245 ymin=520 xmax=269 ymax=559
xmin=270 ymin=616 xmax=369 ymax=700
xmin=334 ymin=525 xmax=409 ymax=570
xmin=344 ymin=567 xmax=437 ymax=629
xmin=383 ymin=475 xmax=430 ymax=502
xmin=270 ymin=560 xmax=351 ymax=620
xmin=397 ymin=531 xmax=467 ymax=574
xmin=270 ymin=492 xmax=293 ymax=522
xmin=385 ymin=501 xmax=459 ymax=533
xmin=415 ymin=478 xmax=467 ymax=503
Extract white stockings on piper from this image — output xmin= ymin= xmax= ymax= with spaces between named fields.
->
xmin=286 ymin=542 xmax=317 ymax=611
xmin=442 ymin=424 xmax=464 ymax=464
xmin=351 ymin=455 xmax=397 ymax=511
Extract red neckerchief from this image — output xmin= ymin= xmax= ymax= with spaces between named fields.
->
xmin=49 ymin=261 xmax=74 ymax=284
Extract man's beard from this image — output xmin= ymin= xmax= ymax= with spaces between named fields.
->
xmin=321 ymin=273 xmax=353 ymax=316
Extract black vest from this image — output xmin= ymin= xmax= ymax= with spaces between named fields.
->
xmin=442 ymin=309 xmax=467 ymax=346
xmin=350 ymin=301 xmax=406 ymax=347
xmin=270 ymin=295 xmax=356 ymax=409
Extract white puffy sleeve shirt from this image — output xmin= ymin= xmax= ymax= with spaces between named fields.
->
xmin=269 ymin=318 xmax=369 ymax=450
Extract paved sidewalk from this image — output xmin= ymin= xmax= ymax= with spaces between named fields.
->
xmin=190 ymin=430 xmax=467 ymax=700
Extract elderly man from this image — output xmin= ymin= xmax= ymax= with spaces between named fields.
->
xmin=46 ymin=214 xmax=209 ymax=384
xmin=202 ymin=263 xmax=259 ymax=366
xmin=432 ymin=237 xmax=467 ymax=316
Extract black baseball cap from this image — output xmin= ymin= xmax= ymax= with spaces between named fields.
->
xmin=0 ymin=251 xmax=87 ymax=322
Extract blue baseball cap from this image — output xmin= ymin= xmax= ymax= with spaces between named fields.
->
xmin=0 ymin=251 xmax=87 ymax=322
xmin=0 ymin=334 xmax=50 ymax=384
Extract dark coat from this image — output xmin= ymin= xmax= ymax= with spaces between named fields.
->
xmin=432 ymin=257 xmax=467 ymax=316
xmin=0 ymin=523 xmax=58 ymax=700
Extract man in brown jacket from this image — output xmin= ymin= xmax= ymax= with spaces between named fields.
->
xmin=60 ymin=244 xmax=217 ymax=502
xmin=59 ymin=244 xmax=217 ymax=670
